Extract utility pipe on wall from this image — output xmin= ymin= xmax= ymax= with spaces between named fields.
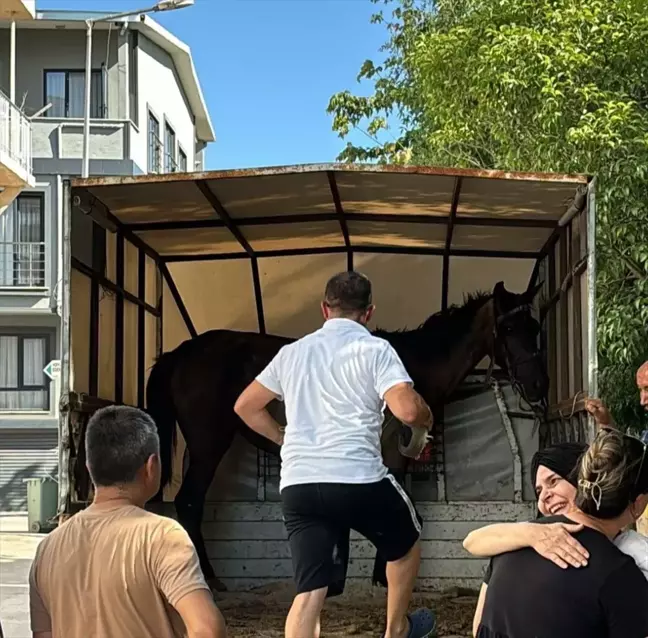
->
xmin=82 ymin=20 xmax=93 ymax=179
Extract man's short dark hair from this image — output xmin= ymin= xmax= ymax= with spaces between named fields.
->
xmin=85 ymin=405 xmax=160 ymax=487
xmin=324 ymin=271 xmax=372 ymax=313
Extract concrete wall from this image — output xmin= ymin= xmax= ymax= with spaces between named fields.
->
xmin=31 ymin=118 xmax=133 ymax=162
xmin=134 ymin=33 xmax=196 ymax=172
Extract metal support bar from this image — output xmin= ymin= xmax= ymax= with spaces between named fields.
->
xmin=156 ymin=265 xmax=163 ymax=357
xmin=195 ymin=180 xmax=255 ymax=256
xmin=195 ymin=180 xmax=266 ymax=334
xmin=442 ymin=177 xmax=462 ymax=311
xmin=114 ymin=232 xmax=125 ymax=404
xmin=327 ymin=171 xmax=353 ymax=271
xmin=58 ymin=179 xmax=73 ymax=516
xmin=126 ymin=212 xmax=558 ymax=233
xmin=491 ymin=378 xmax=523 ymax=503
xmin=540 ymin=257 xmax=587 ymax=319
xmin=72 ymin=257 xmax=160 ymax=317
xmin=10 ymin=21 xmax=16 ymax=103
xmin=250 ymin=258 xmax=266 ymax=334
xmin=163 ymin=245 xmax=540 ymax=263
xmin=88 ymin=224 xmax=102 ymax=397
xmin=586 ymin=178 xmax=598 ymax=441
xmin=159 ymin=262 xmax=197 ymax=339
xmin=137 ymin=248 xmax=146 ymax=408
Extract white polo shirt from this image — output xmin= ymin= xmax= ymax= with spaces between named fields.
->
xmin=256 ymin=317 xmax=413 ymax=491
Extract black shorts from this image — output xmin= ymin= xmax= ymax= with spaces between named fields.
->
xmin=281 ymin=475 xmax=422 ymax=595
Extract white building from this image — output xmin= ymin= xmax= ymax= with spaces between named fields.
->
xmin=0 ymin=3 xmax=215 ymax=511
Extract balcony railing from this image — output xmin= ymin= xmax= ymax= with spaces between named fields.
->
xmin=0 ymin=241 xmax=45 ymax=288
xmin=0 ymin=90 xmax=33 ymax=178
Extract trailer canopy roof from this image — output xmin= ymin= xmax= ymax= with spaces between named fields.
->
xmin=71 ymin=163 xmax=589 ymax=262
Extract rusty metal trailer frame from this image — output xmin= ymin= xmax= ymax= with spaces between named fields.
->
xmin=57 ymin=163 xmax=597 ymax=515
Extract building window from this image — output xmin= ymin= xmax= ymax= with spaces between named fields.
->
xmin=178 ymin=147 xmax=187 ymax=172
xmin=0 ymin=334 xmax=50 ymax=411
xmin=148 ymin=111 xmax=162 ymax=173
xmin=44 ymin=70 xmax=104 ymax=119
xmin=0 ymin=193 xmax=45 ymax=288
xmin=164 ymin=122 xmax=177 ymax=173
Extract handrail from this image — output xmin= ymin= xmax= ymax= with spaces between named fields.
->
xmin=0 ymin=89 xmax=32 ymax=176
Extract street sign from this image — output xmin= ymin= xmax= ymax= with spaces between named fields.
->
xmin=43 ymin=360 xmax=61 ymax=381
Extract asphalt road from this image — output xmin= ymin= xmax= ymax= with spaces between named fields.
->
xmin=0 ymin=534 xmax=42 ymax=638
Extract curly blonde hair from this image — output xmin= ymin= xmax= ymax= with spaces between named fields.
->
xmin=576 ymin=428 xmax=646 ymax=519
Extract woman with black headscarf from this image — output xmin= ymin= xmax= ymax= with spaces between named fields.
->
xmin=465 ymin=437 xmax=648 ymax=636
xmin=464 ymin=441 xmax=648 ymax=573
xmin=463 ymin=442 xmax=591 ymax=570
xmin=471 ymin=429 xmax=648 ymax=638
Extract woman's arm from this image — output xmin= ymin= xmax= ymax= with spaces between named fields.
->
xmin=463 ymin=521 xmax=589 ymax=568
xmin=463 ymin=522 xmax=537 ymax=557
xmin=472 ymin=583 xmax=488 ymax=637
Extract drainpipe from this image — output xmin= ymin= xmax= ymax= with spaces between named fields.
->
xmin=10 ymin=21 xmax=16 ymax=104
xmin=82 ymin=20 xmax=93 ymax=179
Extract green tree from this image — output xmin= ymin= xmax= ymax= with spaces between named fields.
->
xmin=328 ymin=0 xmax=648 ymax=430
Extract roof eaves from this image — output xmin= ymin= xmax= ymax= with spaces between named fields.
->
xmin=136 ymin=16 xmax=215 ymax=143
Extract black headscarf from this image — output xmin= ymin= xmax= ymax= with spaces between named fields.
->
xmin=531 ymin=441 xmax=588 ymax=488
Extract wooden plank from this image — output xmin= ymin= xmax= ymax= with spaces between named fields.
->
xmin=202 ymin=520 xmax=514 ymax=542
xmin=203 ymin=501 xmax=534 ymax=523
xmin=209 ymin=558 xmax=488 ymax=579
xmin=206 ymin=539 xmax=474 ymax=561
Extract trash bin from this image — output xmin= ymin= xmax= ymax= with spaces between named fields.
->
xmin=24 ymin=477 xmax=58 ymax=533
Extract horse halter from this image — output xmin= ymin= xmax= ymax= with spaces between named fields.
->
xmin=490 ymin=303 xmax=547 ymax=416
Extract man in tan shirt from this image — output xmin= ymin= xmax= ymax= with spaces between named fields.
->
xmin=29 ymin=405 xmax=227 ymax=638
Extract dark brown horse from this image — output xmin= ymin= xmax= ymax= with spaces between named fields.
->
xmin=146 ymin=280 xmax=548 ymax=592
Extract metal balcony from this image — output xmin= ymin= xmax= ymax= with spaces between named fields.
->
xmin=0 ymin=90 xmax=36 ymax=209
xmin=0 ymin=241 xmax=46 ymax=288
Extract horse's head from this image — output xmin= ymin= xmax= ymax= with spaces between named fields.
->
xmin=491 ymin=280 xmax=548 ymax=407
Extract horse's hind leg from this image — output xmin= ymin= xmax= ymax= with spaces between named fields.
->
xmin=174 ymin=423 xmax=235 ymax=594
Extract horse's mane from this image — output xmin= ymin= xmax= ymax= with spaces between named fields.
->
xmin=373 ymin=291 xmax=492 ymax=358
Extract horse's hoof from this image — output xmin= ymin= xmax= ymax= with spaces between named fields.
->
xmin=208 ymin=577 xmax=228 ymax=593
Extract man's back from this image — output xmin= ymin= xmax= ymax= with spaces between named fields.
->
xmin=478 ymin=515 xmax=648 ymax=638
xmin=30 ymin=503 xmax=209 ymax=638
xmin=257 ymin=317 xmax=412 ymax=490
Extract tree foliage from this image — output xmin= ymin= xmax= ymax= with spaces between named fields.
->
xmin=328 ymin=0 xmax=648 ymax=430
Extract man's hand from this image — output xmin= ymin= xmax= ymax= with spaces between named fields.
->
xmin=528 ymin=522 xmax=589 ymax=569
xmin=584 ymin=398 xmax=613 ymax=428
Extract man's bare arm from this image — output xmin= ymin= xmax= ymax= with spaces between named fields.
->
xmin=234 ymin=381 xmax=284 ymax=445
xmin=174 ymin=590 xmax=227 ymax=638
xmin=383 ymin=382 xmax=433 ymax=429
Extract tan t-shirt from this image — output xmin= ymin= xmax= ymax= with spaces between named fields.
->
xmin=29 ymin=503 xmax=209 ymax=637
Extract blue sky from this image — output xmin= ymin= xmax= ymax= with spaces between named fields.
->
xmin=36 ymin=0 xmax=391 ymax=170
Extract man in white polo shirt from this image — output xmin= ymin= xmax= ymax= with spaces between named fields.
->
xmin=234 ymin=271 xmax=436 ymax=638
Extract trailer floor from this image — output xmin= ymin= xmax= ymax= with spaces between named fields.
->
xmin=215 ymin=583 xmax=476 ymax=637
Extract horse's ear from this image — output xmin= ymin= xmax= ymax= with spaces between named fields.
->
xmin=493 ymin=281 xmax=506 ymax=298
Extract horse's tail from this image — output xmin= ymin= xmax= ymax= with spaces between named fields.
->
xmin=146 ymin=351 xmax=178 ymax=488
